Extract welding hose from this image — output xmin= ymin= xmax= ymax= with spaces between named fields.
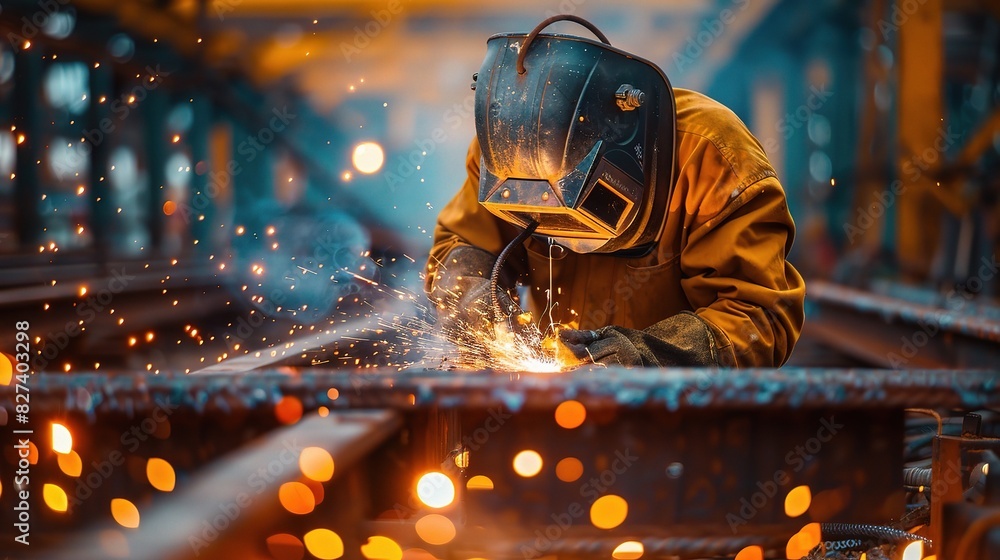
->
xmin=903 ymin=466 xmax=933 ymax=488
xmin=489 ymin=221 xmax=539 ymax=323
xmin=820 ymin=523 xmax=933 ymax=552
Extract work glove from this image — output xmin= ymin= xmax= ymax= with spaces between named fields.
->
xmin=558 ymin=311 xmax=720 ymax=367
xmin=430 ymin=245 xmax=526 ymax=336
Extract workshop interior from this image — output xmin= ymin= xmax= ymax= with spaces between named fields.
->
xmin=0 ymin=0 xmax=998 ymax=558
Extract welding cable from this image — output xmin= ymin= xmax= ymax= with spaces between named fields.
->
xmin=820 ymin=523 xmax=933 ymax=550
xmin=489 ymin=221 xmax=539 ymax=323
xmin=903 ymin=466 xmax=934 ymax=488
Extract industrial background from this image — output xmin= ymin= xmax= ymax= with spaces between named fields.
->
xmin=0 ymin=0 xmax=997 ymax=559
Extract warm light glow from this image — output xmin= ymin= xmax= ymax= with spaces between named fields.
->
xmin=111 ymin=498 xmax=140 ymax=528
xmin=303 ymin=528 xmax=344 ymax=559
xmin=266 ymin=533 xmax=304 ymax=560
xmin=43 ymin=484 xmax=68 ymax=512
xmin=416 ymin=472 xmax=455 ymax=509
xmin=146 ymin=458 xmax=176 ymax=492
xmin=163 ymin=201 xmax=176 ymax=216
xmin=785 ymin=526 xmax=820 ymax=560
xmin=360 ymin=536 xmax=403 ymax=560
xmin=454 ymin=450 xmax=469 ymax=469
xmin=352 ymin=142 xmax=385 ymax=174
xmin=299 ymin=447 xmax=335 ymax=482
xmin=274 ymin=395 xmax=303 ymax=424
xmin=784 ymin=485 xmax=812 ymax=518
xmin=554 ymin=400 xmax=586 ymax=429
xmin=0 ymin=353 xmax=12 ymax=385
xmin=612 ymin=540 xmax=644 ymax=559
xmin=57 ymin=450 xmax=83 ymax=477
xmin=901 ymin=541 xmax=923 ymax=560
xmin=466 ymin=475 xmax=494 ymax=490
xmin=556 ymin=457 xmax=584 ymax=482
xmin=735 ymin=545 xmax=764 ymax=560
xmin=591 ymin=495 xmax=628 ymax=529
xmin=278 ymin=481 xmax=315 ymax=515
xmin=52 ymin=423 xmax=73 ymax=454
xmin=513 ymin=450 xmax=543 ymax=477
xmin=414 ymin=514 xmax=456 ymax=545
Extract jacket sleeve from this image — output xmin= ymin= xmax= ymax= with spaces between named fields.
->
xmin=679 ymin=175 xmax=806 ymax=367
xmin=425 ymin=139 xmax=525 ymax=297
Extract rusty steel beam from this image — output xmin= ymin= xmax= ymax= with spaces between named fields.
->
xmin=3 ymin=368 xmax=998 ymax=416
xmin=41 ymin=410 xmax=402 ymax=560
xmin=806 ymin=279 xmax=1000 ymax=368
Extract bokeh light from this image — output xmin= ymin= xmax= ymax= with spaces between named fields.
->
xmin=612 ymin=540 xmax=644 ymax=559
xmin=590 ymin=495 xmax=628 ymax=529
xmin=299 ymin=447 xmax=335 ymax=482
xmin=304 ymin=528 xmax=344 ymax=559
xmin=513 ymin=450 xmax=543 ymax=477
xmin=278 ymin=481 xmax=316 ymax=515
xmin=554 ymin=400 xmax=586 ymax=429
xmin=57 ymin=450 xmax=82 ymax=477
xmin=360 ymin=535 xmax=403 ymax=560
xmin=466 ymin=475 xmax=494 ymax=490
xmin=146 ymin=458 xmax=176 ymax=492
xmin=43 ymin=483 xmax=68 ymax=512
xmin=51 ymin=422 xmax=73 ymax=454
xmin=735 ymin=545 xmax=764 ymax=560
xmin=111 ymin=498 xmax=140 ymax=528
xmin=416 ymin=472 xmax=455 ymax=509
xmin=266 ymin=533 xmax=305 ymax=560
xmin=555 ymin=457 xmax=584 ymax=482
xmin=275 ymin=395 xmax=303 ymax=424
xmin=784 ymin=485 xmax=812 ymax=518
xmin=352 ymin=142 xmax=384 ymax=174
xmin=414 ymin=514 xmax=456 ymax=545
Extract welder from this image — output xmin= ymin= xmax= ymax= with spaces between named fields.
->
xmin=425 ymin=15 xmax=805 ymax=367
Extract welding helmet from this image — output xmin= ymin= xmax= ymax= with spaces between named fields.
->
xmin=472 ymin=15 xmax=677 ymax=254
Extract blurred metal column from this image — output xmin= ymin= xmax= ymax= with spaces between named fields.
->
xmin=896 ymin=0 xmax=943 ymax=280
xmin=145 ymin=89 xmax=169 ymax=253
xmin=189 ymin=94 xmax=213 ymax=252
xmin=12 ymin=44 xmax=43 ymax=249
xmin=88 ymin=60 xmax=114 ymax=263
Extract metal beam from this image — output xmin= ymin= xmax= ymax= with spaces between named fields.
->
xmin=896 ymin=0 xmax=944 ymax=280
xmin=42 ymin=409 xmax=402 ymax=560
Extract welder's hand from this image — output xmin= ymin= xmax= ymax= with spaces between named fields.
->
xmin=430 ymin=245 xmax=527 ymax=336
xmin=558 ymin=312 xmax=721 ymax=367
xmin=454 ymin=279 xmax=526 ymax=334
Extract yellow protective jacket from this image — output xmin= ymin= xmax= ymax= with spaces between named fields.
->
xmin=426 ymin=88 xmax=805 ymax=367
